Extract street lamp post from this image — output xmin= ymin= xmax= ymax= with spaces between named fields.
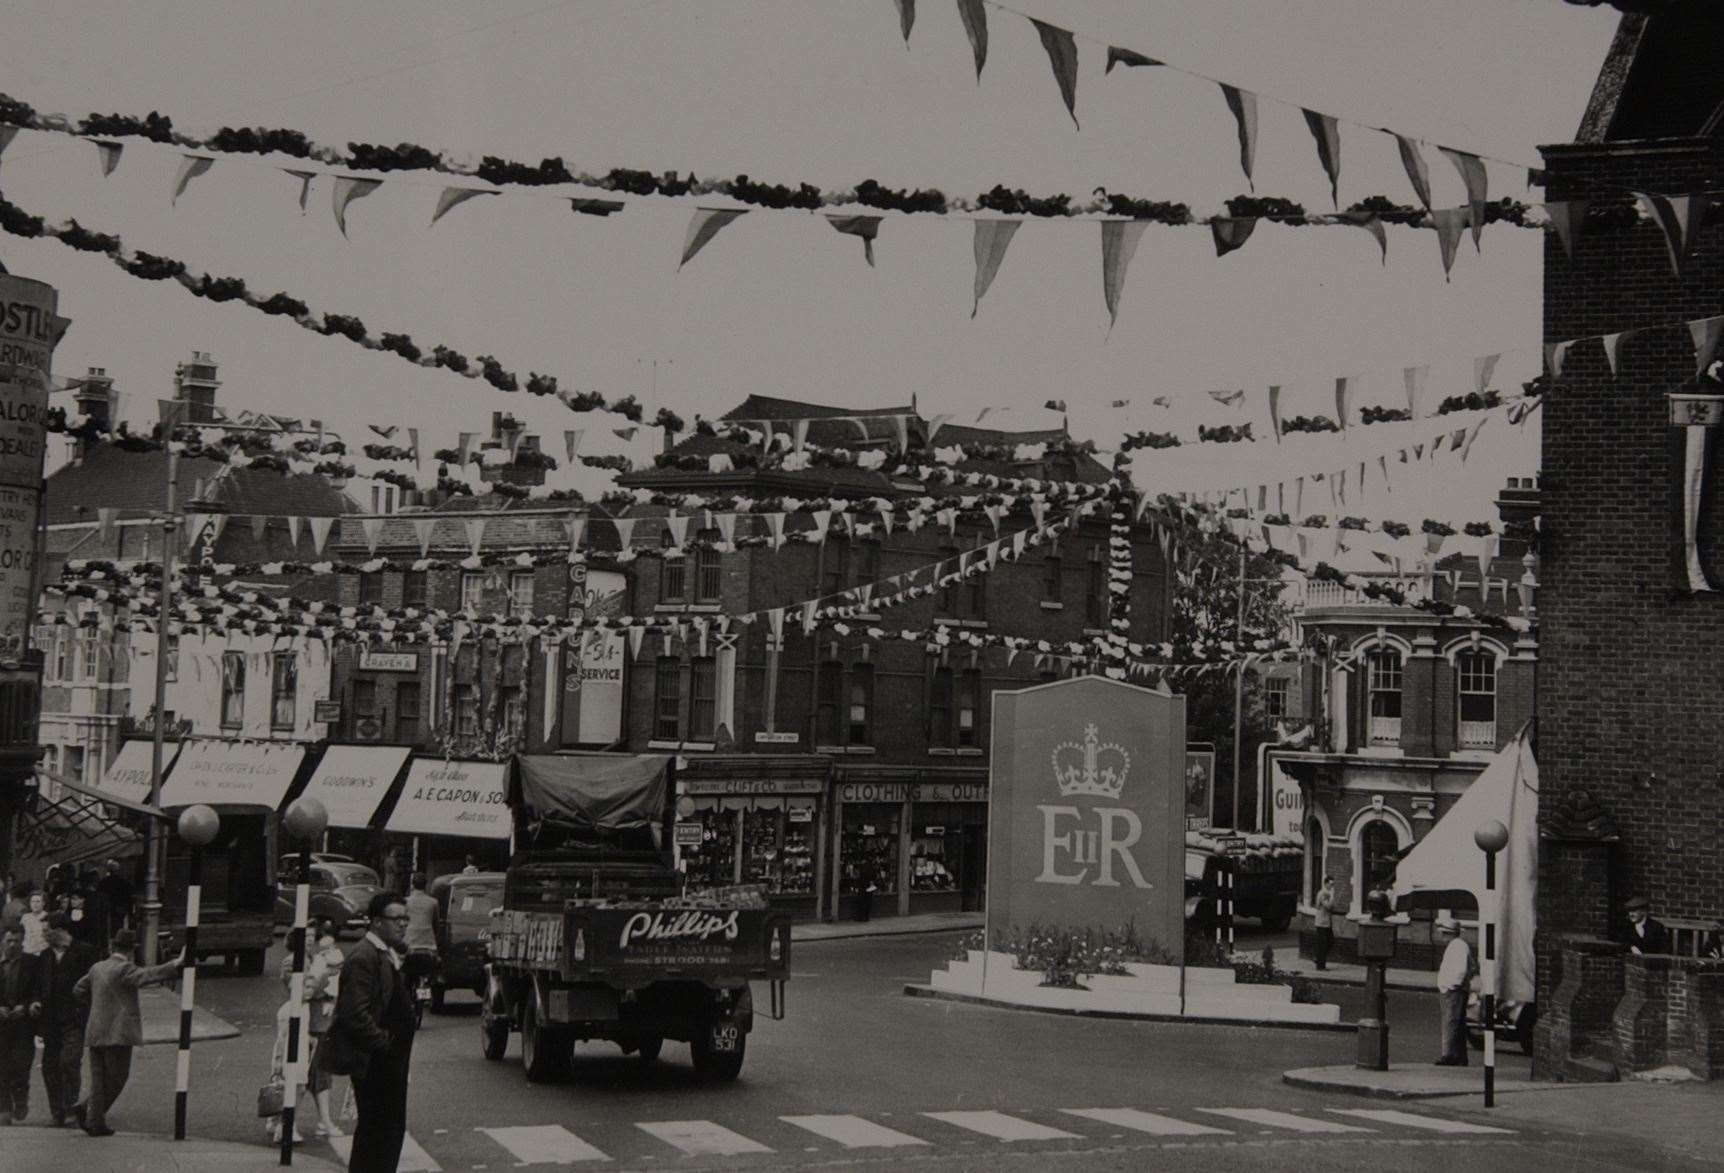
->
xmin=1474 ymin=819 xmax=1509 ymax=1108
xmin=173 ymin=803 xmax=219 ymax=1141
xmin=280 ymin=795 xmax=329 ymax=1165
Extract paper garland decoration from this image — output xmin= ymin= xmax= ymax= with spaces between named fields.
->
xmin=431 ymin=186 xmax=496 ymax=226
xmin=1099 ymin=219 xmax=1148 ymax=330
xmin=1302 ymin=109 xmax=1341 ymax=207
xmin=331 ymin=176 xmax=383 ymax=237
xmin=971 ymin=219 xmax=1020 ymax=316
xmin=1106 ymin=46 xmax=1161 ymax=72
xmin=957 ymin=0 xmax=988 ymax=79
xmin=827 ymin=214 xmax=882 ymax=266
xmin=1031 ymin=19 xmax=1080 ymax=130
xmin=1219 ymin=84 xmax=1258 ymax=189
xmin=0 ymin=126 xmax=17 ymax=170
xmin=171 ymin=154 xmax=214 ymax=205
xmin=893 ymin=0 xmax=915 ymax=43
xmin=1267 ymin=386 xmax=1283 ymax=443
xmin=1211 ymin=216 xmax=1256 ymax=257
xmin=1546 ymin=199 xmax=1586 ymax=259
xmin=283 ymin=168 xmax=316 ymax=212
xmin=1473 ymin=353 xmax=1500 ymax=396
xmin=1432 ymin=207 xmax=1468 ymax=279
xmin=1635 ymin=192 xmax=1704 ymax=279
xmin=1393 ymin=133 xmax=1432 ymax=211
xmin=680 ymin=207 xmax=748 ymax=268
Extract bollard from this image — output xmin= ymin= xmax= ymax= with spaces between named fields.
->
xmin=173 ymin=804 xmax=218 ymax=1141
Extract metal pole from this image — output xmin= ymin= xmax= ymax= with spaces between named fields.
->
xmin=1482 ymin=849 xmax=1498 ymax=1108
xmin=1224 ymin=866 xmax=1234 ymax=957
xmin=1231 ymin=539 xmax=1246 ymax=830
xmin=142 ymin=443 xmax=178 ymax=965
xmin=173 ymin=844 xmax=200 ymax=1140
xmin=281 ymin=843 xmax=310 ymax=1164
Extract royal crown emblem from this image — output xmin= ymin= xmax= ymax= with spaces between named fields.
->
xmin=1051 ymin=723 xmax=1130 ymax=799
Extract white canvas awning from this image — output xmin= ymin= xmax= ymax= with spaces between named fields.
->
xmin=94 ymin=738 xmax=179 ymax=807
xmin=158 ymin=739 xmax=307 ymax=810
xmin=299 ymin=745 xmax=411 ymax=829
xmin=384 ymin=758 xmax=511 ymax=840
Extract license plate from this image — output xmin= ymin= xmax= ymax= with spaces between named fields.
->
xmin=415 ymin=987 xmax=430 ymax=1002
xmin=710 ymin=1023 xmax=739 ymax=1052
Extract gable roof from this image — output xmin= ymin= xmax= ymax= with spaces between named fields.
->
xmin=44 ymin=444 xmax=359 ymax=527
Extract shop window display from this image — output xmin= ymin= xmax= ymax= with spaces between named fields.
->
xmin=681 ymin=807 xmax=736 ymax=888
xmin=740 ymin=806 xmax=815 ymax=896
xmin=841 ymin=806 xmax=899 ymax=895
xmin=910 ymin=828 xmax=958 ymax=892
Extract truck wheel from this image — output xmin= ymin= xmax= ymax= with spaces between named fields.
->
xmin=480 ymin=1008 xmax=510 ymax=1061
xmin=236 ymin=949 xmax=266 ymax=976
xmin=521 ymin=997 xmax=564 ymax=1083
xmin=430 ymin=983 xmax=446 ymax=1013
xmin=637 ymin=1036 xmax=663 ymax=1063
xmin=1262 ymin=911 xmax=1293 ymax=933
xmin=691 ymin=1028 xmax=746 ymax=1082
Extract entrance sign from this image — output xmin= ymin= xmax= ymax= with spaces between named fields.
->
xmin=385 ymin=757 xmax=511 ymax=839
xmin=1184 ymin=743 xmax=1216 ymax=830
xmin=0 ymin=275 xmax=65 ymax=660
xmin=987 ymin=677 xmax=1185 ymax=962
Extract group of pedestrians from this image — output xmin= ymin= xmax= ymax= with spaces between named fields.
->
xmin=2 ymin=862 xmax=135 ymax=956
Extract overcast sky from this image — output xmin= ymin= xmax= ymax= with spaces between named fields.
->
xmin=0 ymin=0 xmax=1619 ymax=519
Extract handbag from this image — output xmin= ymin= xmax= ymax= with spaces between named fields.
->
xmin=257 ymin=1077 xmax=285 ymax=1119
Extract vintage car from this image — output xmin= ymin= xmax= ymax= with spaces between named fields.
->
xmin=274 ymin=861 xmax=384 ymax=936
xmin=428 ymin=870 xmax=506 ymax=1010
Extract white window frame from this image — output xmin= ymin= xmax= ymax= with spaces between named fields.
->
xmin=460 ymin=571 xmax=484 ymax=614
xmin=509 ymin=571 xmax=536 ymax=618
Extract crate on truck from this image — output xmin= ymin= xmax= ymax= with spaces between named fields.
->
xmin=483 ymin=753 xmax=790 ymax=1083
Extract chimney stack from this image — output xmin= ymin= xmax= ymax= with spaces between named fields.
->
xmin=75 ymin=366 xmax=115 ymax=431
xmin=173 ymin=350 xmax=221 ymax=424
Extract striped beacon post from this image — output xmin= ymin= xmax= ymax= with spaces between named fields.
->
xmin=1473 ymin=819 xmax=1509 ymax=1109
xmin=280 ymin=796 xmax=329 ymax=1165
xmin=173 ymin=804 xmax=220 ymax=1141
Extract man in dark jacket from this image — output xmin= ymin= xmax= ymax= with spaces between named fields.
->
xmin=326 ymin=891 xmax=417 ymax=1172
xmin=0 ymin=926 xmax=42 ymax=1123
xmin=36 ymin=913 xmax=98 ymax=1125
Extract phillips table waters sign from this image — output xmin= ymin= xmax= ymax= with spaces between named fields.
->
xmin=986 ymin=676 xmax=1186 ymax=963
xmin=0 ymin=275 xmax=66 ymax=661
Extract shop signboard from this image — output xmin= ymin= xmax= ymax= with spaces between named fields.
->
xmin=314 ymin=699 xmax=342 ymax=723
xmin=1185 ymin=742 xmax=1216 ymax=830
xmin=673 ymin=821 xmax=704 ymax=847
xmin=561 ymin=568 xmax=627 ymax=745
xmin=96 ymin=738 xmax=179 ymax=806
xmin=987 ymin=677 xmax=1185 ymax=964
xmin=683 ymin=777 xmax=824 ymax=797
xmin=0 ymin=275 xmax=65 ymax=661
xmin=754 ymin=731 xmax=800 ymax=744
xmin=788 ymin=806 xmax=814 ymax=824
xmin=384 ymin=757 xmax=512 ymax=840
xmin=157 ymin=739 xmax=307 ymax=809
xmin=836 ymin=780 xmax=988 ymax=805
xmin=299 ymin=744 xmax=411 ymax=829
xmin=359 ymin=650 xmax=418 ymax=672
xmin=1267 ymin=759 xmax=1305 ymax=839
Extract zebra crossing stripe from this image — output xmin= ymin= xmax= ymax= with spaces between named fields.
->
xmin=478 ymin=1124 xmax=612 ymax=1163
xmin=922 ymin=1110 xmax=1081 ymax=1141
xmin=637 ymin=1120 xmax=773 ymax=1156
xmin=1062 ymin=1107 xmax=1232 ymax=1136
xmin=330 ymin=1133 xmax=443 ymax=1171
xmin=1197 ymin=1108 xmax=1374 ymax=1133
xmin=1329 ymin=1109 xmax=1516 ymax=1135
xmin=781 ymin=1114 xmax=930 ymax=1148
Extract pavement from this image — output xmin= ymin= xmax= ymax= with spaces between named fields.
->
xmin=791 ymin=909 xmax=981 ymax=941
xmin=1284 ymin=1057 xmax=1562 ymax=1099
xmin=139 ymin=982 xmax=242 ymax=1044
xmin=0 ymin=1124 xmax=342 ymax=1172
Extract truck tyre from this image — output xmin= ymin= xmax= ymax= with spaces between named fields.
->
xmin=236 ymin=949 xmax=266 ymax=976
xmin=430 ymin=982 xmax=446 ymax=1013
xmin=521 ymin=996 xmax=565 ymax=1083
xmin=691 ymin=1028 xmax=746 ymax=1081
xmin=480 ymin=1008 xmax=510 ymax=1061
xmin=637 ymin=1036 xmax=663 ymax=1063
xmin=1262 ymin=909 xmax=1293 ymax=933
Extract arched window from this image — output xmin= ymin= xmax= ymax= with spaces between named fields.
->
xmin=1456 ymin=649 xmax=1497 ymax=749
xmin=1359 ymin=819 xmax=1400 ymax=897
xmin=1366 ymin=648 xmax=1403 ymax=745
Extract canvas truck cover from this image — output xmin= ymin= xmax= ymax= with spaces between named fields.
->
xmin=515 ymin=753 xmax=671 ymax=833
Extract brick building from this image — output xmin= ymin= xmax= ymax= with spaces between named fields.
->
xmin=1535 ymin=4 xmax=1724 ymax=1081
xmin=326 ymin=394 xmax=1171 ymax=918
xmin=1278 ymin=482 xmax=1540 ymax=967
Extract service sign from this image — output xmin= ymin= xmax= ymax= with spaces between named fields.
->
xmin=987 ymin=677 xmax=1185 ymax=964
xmin=0 ymin=276 xmax=64 ymax=659
xmin=561 ymin=568 xmax=627 ymax=745
xmin=384 ymin=757 xmax=511 ymax=840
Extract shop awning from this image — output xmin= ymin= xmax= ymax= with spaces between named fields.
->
xmin=157 ymin=739 xmax=308 ymax=810
xmin=299 ymin=745 xmax=412 ymax=829
xmin=94 ymin=738 xmax=180 ymax=808
xmin=516 ymin=753 xmax=669 ymax=833
xmin=14 ymin=784 xmax=142 ymax=867
xmin=384 ymin=758 xmax=512 ymax=840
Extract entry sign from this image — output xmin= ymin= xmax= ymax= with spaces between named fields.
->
xmin=674 ymin=821 xmax=704 ymax=847
xmin=987 ymin=676 xmax=1185 ymax=963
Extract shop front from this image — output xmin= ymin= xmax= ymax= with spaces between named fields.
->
xmin=831 ymin=770 xmax=988 ymax=920
xmin=298 ymin=744 xmax=413 ymax=871
xmin=382 ymin=757 xmax=513 ymax=882
xmin=674 ymin=756 xmax=831 ymax=922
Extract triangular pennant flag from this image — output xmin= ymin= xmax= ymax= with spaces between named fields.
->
xmin=827 ymin=214 xmax=882 ymax=267
xmin=1461 ymin=417 xmax=1489 ymax=462
xmin=766 ymin=608 xmax=785 ymax=647
xmin=1100 ymin=219 xmax=1149 ymax=330
xmin=1301 ymin=109 xmax=1341 ymax=207
xmin=1267 ymin=385 xmax=1283 ymax=442
xmin=667 ymin=512 xmax=691 ymax=548
xmin=1544 ymin=340 xmax=1573 ymax=379
xmin=1403 ymin=364 xmax=1429 ymax=418
xmin=97 ymin=506 xmax=118 ymax=543
xmin=0 ymin=126 xmax=17 ymax=170
xmin=308 ymin=516 xmax=335 ymax=556
xmin=1340 ymin=211 xmax=1387 ymax=264
xmin=1432 ymin=207 xmax=1468 ymax=280
xmin=793 ymin=418 xmax=811 ymax=453
xmin=406 ymin=427 xmax=421 ymax=466
xmin=1635 ymin=192 xmax=1704 ymax=279
xmin=287 ymin=515 xmax=304 ymax=548
xmin=1211 ymin=217 xmax=1257 ymax=257
xmin=456 ymin=431 xmax=477 ymax=465
xmin=957 ymin=0 xmax=988 ymax=79
xmin=1602 ymin=331 xmax=1628 ymax=377
xmin=1545 ymin=199 xmax=1587 ymax=259
xmin=569 ymin=198 xmax=625 ymax=216
xmin=971 ymin=219 xmax=1021 ymax=317
xmin=170 ymin=154 xmax=214 ymax=205
xmin=1334 ymin=376 xmax=1353 ymax=430
xmin=1219 ymin=84 xmax=1258 ymax=189
xmin=891 ymin=0 xmax=914 ymax=42
xmin=413 ymin=517 xmax=437 ymax=559
xmin=1689 ymin=315 xmax=1724 ymax=378
xmin=360 ymin=516 xmax=385 ymax=557
xmin=464 ymin=518 xmax=487 ymax=557
xmin=1106 ymin=46 xmax=1161 ymax=72
xmin=800 ymin=599 xmax=818 ymax=635
xmin=613 ymin=516 xmax=638 ymax=549
xmin=331 ymin=176 xmax=384 ymax=238
xmin=1030 ymin=19 xmax=1080 ymax=129
xmin=766 ymin=513 xmax=785 ymax=550
xmin=1392 ymin=133 xmax=1433 ymax=211
xmin=627 ymin=625 xmax=646 ymax=660
xmin=891 ymin=414 xmax=908 ymax=453
xmin=680 ymin=207 xmax=748 ymax=268
xmin=1473 ymin=353 xmax=1500 ymax=395
xmin=810 ymin=509 xmax=832 ymax=546
xmin=563 ymin=429 xmax=583 ymax=463
xmin=1438 ymin=147 xmax=1489 ymax=249
xmin=92 ymin=139 xmax=123 ymax=177
xmin=714 ymin=513 xmax=735 ymax=545
xmin=430 ymin=186 xmax=496 ymax=226
xmin=282 ymin=169 xmax=316 ymax=212
xmin=1377 ymin=454 xmax=1389 ymax=492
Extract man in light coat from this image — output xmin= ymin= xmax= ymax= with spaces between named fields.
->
xmin=1433 ymin=916 xmax=1475 ymax=1067
xmin=70 ymin=928 xmax=183 ymax=1136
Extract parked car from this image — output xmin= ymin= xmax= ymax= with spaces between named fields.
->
xmin=428 ymin=870 xmax=505 ymax=1011
xmin=274 ymin=861 xmax=384 ymax=936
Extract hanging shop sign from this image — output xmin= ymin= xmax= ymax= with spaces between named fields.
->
xmin=788 ymin=806 xmax=815 ymax=824
xmin=384 ymin=757 xmax=511 ymax=840
xmin=0 ymin=275 xmax=64 ymax=661
xmin=314 ymin=699 xmax=342 ymax=723
xmin=1185 ymin=742 xmax=1216 ymax=831
xmin=987 ymin=677 xmax=1186 ymax=966
xmin=359 ymin=650 xmax=418 ymax=672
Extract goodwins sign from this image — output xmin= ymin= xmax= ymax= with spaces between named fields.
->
xmin=986 ymin=677 xmax=1185 ymax=963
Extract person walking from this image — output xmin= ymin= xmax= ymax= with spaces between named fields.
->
xmin=36 ymin=913 xmax=98 ymax=1126
xmin=70 ymin=928 xmax=183 ymax=1136
xmin=324 ymin=893 xmax=417 ymax=1172
xmin=1312 ymin=876 xmax=1336 ymax=971
xmin=0 ymin=926 xmax=42 ymax=1123
xmin=402 ymin=873 xmax=440 ymax=1004
xmin=1433 ymin=916 xmax=1475 ymax=1067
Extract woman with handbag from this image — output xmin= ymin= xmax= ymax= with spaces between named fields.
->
xmin=265 ymin=920 xmax=345 ymax=1141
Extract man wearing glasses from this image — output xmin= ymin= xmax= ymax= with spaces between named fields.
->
xmin=323 ymin=893 xmax=417 ymax=1172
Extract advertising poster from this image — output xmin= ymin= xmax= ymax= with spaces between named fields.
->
xmin=1268 ymin=759 xmax=1306 ymax=839
xmin=0 ymin=275 xmax=65 ymax=661
xmin=1184 ymin=743 xmax=1216 ymax=830
xmin=561 ymin=567 xmax=627 ymax=744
